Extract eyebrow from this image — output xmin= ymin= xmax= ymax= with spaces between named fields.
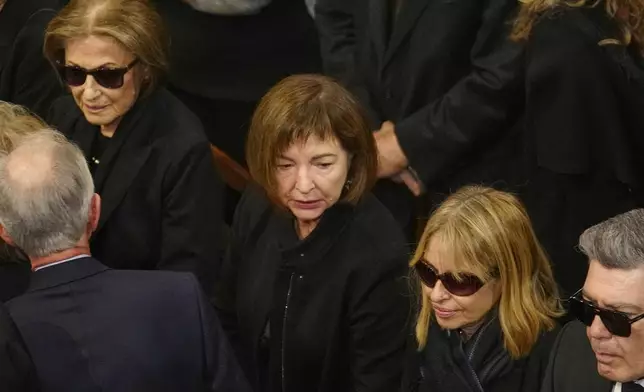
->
xmin=582 ymin=290 xmax=644 ymax=314
xmin=66 ymin=61 xmax=121 ymax=69
xmin=311 ymin=153 xmax=337 ymax=160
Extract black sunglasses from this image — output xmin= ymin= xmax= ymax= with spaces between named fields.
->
xmin=569 ymin=289 xmax=644 ymax=338
xmin=58 ymin=59 xmax=139 ymax=89
xmin=415 ymin=260 xmax=490 ymax=297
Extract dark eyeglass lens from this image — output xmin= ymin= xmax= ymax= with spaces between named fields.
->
xmin=93 ymin=69 xmax=125 ymax=89
xmin=570 ymin=298 xmax=632 ymax=337
xmin=415 ymin=263 xmax=483 ymax=296
xmin=63 ymin=67 xmax=87 ymax=86
xmin=416 ymin=264 xmax=437 ymax=288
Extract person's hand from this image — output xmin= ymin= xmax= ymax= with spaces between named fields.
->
xmin=391 ymin=169 xmax=424 ymax=196
xmin=374 ymin=121 xmax=408 ymax=179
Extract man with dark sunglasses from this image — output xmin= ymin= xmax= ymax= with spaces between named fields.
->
xmin=542 ymin=209 xmax=644 ymax=392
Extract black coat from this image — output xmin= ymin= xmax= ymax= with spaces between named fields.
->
xmin=7 ymin=257 xmax=251 ymax=392
xmin=316 ymin=0 xmax=525 ymax=227
xmin=540 ymin=321 xmax=612 ymax=392
xmin=216 ymin=186 xmax=411 ymax=392
xmin=0 ymin=0 xmax=64 ymax=118
xmin=47 ymin=90 xmax=224 ymax=296
xmin=401 ymin=313 xmax=559 ymax=392
xmin=0 ymin=303 xmax=39 ymax=392
xmin=519 ymin=5 xmax=644 ymax=297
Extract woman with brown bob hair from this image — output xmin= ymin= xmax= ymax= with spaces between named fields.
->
xmin=216 ymin=74 xmax=410 ymax=392
xmin=510 ymin=0 xmax=644 ymax=300
xmin=402 ymin=186 xmax=562 ymax=392
xmin=43 ymin=0 xmax=224 ymax=295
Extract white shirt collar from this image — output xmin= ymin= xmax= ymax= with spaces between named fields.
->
xmin=33 ymin=254 xmax=90 ymax=272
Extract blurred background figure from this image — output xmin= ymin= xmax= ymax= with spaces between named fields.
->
xmin=403 ymin=186 xmax=562 ymax=392
xmin=44 ymin=0 xmax=225 ymax=297
xmin=216 ymin=75 xmax=410 ymax=392
xmin=512 ymin=0 xmax=644 ymax=298
xmin=0 ymin=0 xmax=65 ymax=118
xmin=154 ymin=0 xmax=322 ymax=223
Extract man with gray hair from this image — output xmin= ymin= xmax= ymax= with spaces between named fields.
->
xmin=542 ymin=209 xmax=644 ymax=392
xmin=0 ymin=130 xmax=250 ymax=391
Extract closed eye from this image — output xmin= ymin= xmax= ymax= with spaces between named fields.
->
xmin=315 ymin=162 xmax=333 ymax=169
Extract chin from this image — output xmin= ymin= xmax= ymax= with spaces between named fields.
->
xmin=291 ymin=208 xmax=324 ymax=222
xmin=82 ymin=112 xmax=113 ymax=126
xmin=597 ymin=363 xmax=628 ymax=383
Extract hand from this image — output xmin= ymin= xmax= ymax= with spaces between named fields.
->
xmin=374 ymin=121 xmax=409 ymax=179
xmin=391 ymin=169 xmax=424 ymax=197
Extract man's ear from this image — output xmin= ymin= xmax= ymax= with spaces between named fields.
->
xmin=0 ymin=225 xmax=15 ymax=246
xmin=88 ymin=194 xmax=101 ymax=235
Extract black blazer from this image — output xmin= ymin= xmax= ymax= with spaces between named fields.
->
xmin=153 ymin=0 xmax=321 ymax=101
xmin=541 ymin=321 xmax=612 ymax=392
xmin=216 ymin=186 xmax=411 ymax=392
xmin=317 ymin=0 xmax=524 ymax=189
xmin=47 ymin=90 xmax=224 ymax=296
xmin=519 ymin=5 xmax=644 ymax=296
xmin=0 ymin=303 xmax=39 ymax=392
xmin=0 ymin=0 xmax=64 ymax=118
xmin=6 ymin=257 xmax=251 ymax=392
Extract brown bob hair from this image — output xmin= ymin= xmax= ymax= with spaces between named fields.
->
xmin=246 ymin=74 xmax=378 ymax=204
xmin=410 ymin=186 xmax=563 ymax=359
xmin=44 ymin=0 xmax=168 ymax=97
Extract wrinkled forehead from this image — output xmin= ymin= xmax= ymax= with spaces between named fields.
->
xmin=583 ymin=260 xmax=644 ymax=310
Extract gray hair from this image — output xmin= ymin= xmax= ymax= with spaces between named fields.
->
xmin=0 ymin=130 xmax=94 ymax=258
xmin=578 ymin=209 xmax=644 ymax=270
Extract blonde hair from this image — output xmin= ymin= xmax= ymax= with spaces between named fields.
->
xmin=410 ymin=186 xmax=563 ymax=359
xmin=511 ymin=0 xmax=644 ymax=52
xmin=0 ymin=101 xmax=48 ymax=153
xmin=44 ymin=0 xmax=168 ymax=97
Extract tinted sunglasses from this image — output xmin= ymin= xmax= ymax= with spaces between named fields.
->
xmin=58 ymin=59 xmax=139 ymax=89
xmin=569 ymin=289 xmax=644 ymax=337
xmin=415 ymin=260 xmax=489 ymax=296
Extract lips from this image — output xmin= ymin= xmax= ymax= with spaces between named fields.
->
xmin=293 ymin=200 xmax=323 ymax=210
xmin=84 ymin=104 xmax=107 ymax=113
xmin=433 ymin=305 xmax=457 ymax=319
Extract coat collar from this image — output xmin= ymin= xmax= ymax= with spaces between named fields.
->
xmin=27 ymin=256 xmax=109 ymax=293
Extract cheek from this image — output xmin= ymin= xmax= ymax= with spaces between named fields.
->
xmin=316 ymin=169 xmax=347 ymax=198
xmin=455 ymin=289 xmax=498 ymax=321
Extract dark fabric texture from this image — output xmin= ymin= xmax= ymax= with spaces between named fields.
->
xmin=0 ymin=0 xmax=65 ymax=118
xmin=540 ymin=321 xmax=613 ymax=392
xmin=520 ymin=5 xmax=644 ymax=297
xmin=7 ymin=257 xmax=251 ymax=392
xmin=316 ymin=0 xmax=525 ymax=230
xmin=153 ymin=0 xmax=321 ymax=102
xmin=0 ymin=303 xmax=39 ymax=392
xmin=623 ymin=383 xmax=644 ymax=392
xmin=401 ymin=313 xmax=559 ymax=392
xmin=47 ymin=89 xmax=225 ymax=297
xmin=215 ymin=185 xmax=412 ymax=392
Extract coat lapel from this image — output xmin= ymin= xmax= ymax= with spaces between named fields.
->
xmin=383 ymin=0 xmax=429 ymax=67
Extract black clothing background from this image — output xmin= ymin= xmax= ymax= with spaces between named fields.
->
xmin=0 ymin=0 xmax=64 ymax=118
xmin=47 ymin=90 xmax=225 ymax=297
xmin=0 ymin=303 xmax=39 ymax=392
xmin=520 ymin=5 xmax=644 ymax=297
xmin=402 ymin=314 xmax=559 ymax=392
xmin=316 ymin=0 xmax=525 ymax=232
xmin=215 ymin=186 xmax=411 ymax=392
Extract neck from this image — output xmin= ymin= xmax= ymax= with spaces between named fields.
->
xmin=100 ymin=120 xmax=120 ymax=138
xmin=30 ymin=245 xmax=91 ymax=271
xmin=295 ymin=219 xmax=319 ymax=239
xmin=459 ymin=318 xmax=486 ymax=341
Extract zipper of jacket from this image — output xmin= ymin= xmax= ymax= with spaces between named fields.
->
xmin=281 ymin=272 xmax=295 ymax=392
xmin=465 ymin=317 xmax=496 ymax=392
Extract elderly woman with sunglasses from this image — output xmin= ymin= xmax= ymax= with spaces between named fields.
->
xmin=43 ymin=0 xmax=224 ymax=297
xmin=402 ymin=186 xmax=563 ymax=392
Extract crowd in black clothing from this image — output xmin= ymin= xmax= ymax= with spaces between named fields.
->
xmin=0 ymin=0 xmax=644 ymax=391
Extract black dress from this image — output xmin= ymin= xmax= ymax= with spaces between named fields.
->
xmin=47 ymin=89 xmax=225 ymax=297
xmin=520 ymin=5 xmax=644 ymax=297
xmin=216 ymin=186 xmax=411 ymax=392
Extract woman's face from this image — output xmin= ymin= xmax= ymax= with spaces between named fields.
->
xmin=276 ymin=135 xmax=350 ymax=226
xmin=65 ymin=35 xmax=143 ymax=133
xmin=422 ymin=235 xmax=501 ymax=331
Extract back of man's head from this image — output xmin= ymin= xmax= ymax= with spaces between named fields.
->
xmin=0 ymin=101 xmax=47 ymax=154
xmin=0 ymin=130 xmax=94 ymax=258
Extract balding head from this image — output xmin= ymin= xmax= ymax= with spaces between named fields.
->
xmin=0 ymin=130 xmax=95 ymax=258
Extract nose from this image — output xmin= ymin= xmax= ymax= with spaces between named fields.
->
xmin=295 ymin=166 xmax=314 ymax=193
xmin=588 ymin=314 xmax=612 ymax=340
xmin=429 ymin=280 xmax=451 ymax=303
xmin=81 ymin=75 xmax=102 ymax=101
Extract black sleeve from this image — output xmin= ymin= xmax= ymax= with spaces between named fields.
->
xmin=314 ymin=0 xmax=358 ymax=83
xmin=0 ymin=305 xmax=39 ymax=392
xmin=0 ymin=9 xmax=64 ymax=119
xmin=393 ymin=0 xmax=523 ymax=185
xmin=160 ymin=140 xmax=225 ymax=298
xmin=349 ymin=253 xmax=412 ymax=392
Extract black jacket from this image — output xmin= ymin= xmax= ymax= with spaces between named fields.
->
xmin=0 ymin=303 xmax=39 ymax=392
xmin=0 ymin=0 xmax=64 ymax=118
xmin=216 ymin=186 xmax=411 ymax=392
xmin=7 ymin=257 xmax=250 ymax=392
xmin=47 ymin=90 xmax=224 ymax=296
xmin=402 ymin=313 xmax=559 ymax=392
xmin=520 ymin=5 xmax=644 ymax=296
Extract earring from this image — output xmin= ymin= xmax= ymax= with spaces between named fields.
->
xmin=344 ymin=179 xmax=353 ymax=190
